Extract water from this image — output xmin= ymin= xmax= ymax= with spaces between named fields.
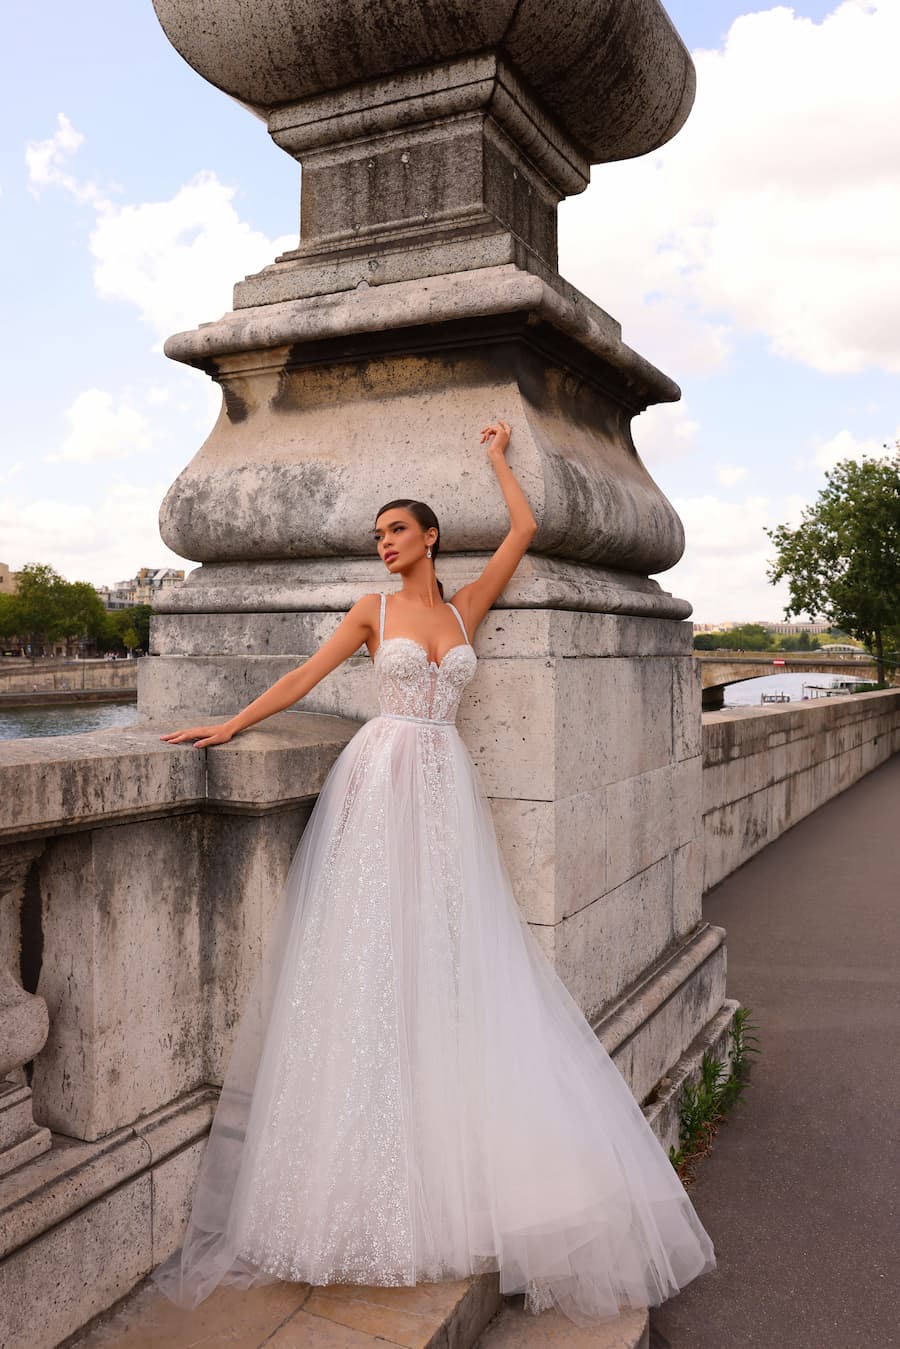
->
xmin=0 ymin=702 xmax=138 ymax=741
xmin=724 ymin=672 xmax=870 ymax=707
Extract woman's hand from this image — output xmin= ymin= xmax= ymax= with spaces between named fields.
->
xmin=480 ymin=419 xmax=511 ymax=459
xmin=159 ymin=723 xmax=235 ymax=749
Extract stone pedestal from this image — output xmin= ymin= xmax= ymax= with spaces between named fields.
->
xmin=140 ymin=0 xmax=727 ymax=1083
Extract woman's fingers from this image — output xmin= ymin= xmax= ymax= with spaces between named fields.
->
xmin=159 ymin=725 xmax=219 ymax=744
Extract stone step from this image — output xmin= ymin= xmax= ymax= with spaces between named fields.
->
xmin=64 ymin=1270 xmax=502 ymax=1348
xmin=475 ymin=1297 xmax=649 ymax=1349
xmin=63 ymin=1274 xmax=649 ymax=1349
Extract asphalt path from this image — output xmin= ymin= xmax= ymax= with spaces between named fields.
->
xmin=650 ymin=754 xmax=900 ymax=1349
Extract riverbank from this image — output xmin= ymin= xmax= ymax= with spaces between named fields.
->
xmin=0 ymin=689 xmax=137 ymax=709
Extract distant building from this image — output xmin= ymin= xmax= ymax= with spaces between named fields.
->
xmin=761 ymin=620 xmax=831 ymax=636
xmin=98 ymin=567 xmax=185 ymax=610
xmin=692 ymin=619 xmax=832 ymax=636
xmin=0 ymin=563 xmax=18 ymax=596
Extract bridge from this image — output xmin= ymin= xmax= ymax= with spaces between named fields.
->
xmin=695 ymin=651 xmax=878 ymax=709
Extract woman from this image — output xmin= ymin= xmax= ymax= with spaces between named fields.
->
xmin=150 ymin=419 xmax=716 ymax=1326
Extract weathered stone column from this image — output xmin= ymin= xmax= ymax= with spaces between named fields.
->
xmin=145 ymin=0 xmax=728 ymax=1104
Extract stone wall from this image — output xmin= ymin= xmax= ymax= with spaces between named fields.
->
xmin=0 ymin=661 xmax=138 ymax=694
xmin=702 ymin=688 xmax=900 ymax=891
xmin=0 ymin=714 xmax=359 ymax=1348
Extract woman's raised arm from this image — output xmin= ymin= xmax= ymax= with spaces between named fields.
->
xmin=451 ymin=420 xmax=537 ymax=635
xmin=160 ymin=594 xmax=380 ymax=748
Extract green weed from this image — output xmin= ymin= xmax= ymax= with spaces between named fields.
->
xmin=668 ymin=1005 xmax=761 ymax=1183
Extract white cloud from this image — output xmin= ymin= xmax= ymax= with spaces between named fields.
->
xmin=714 ymin=464 xmax=749 ymax=486
xmin=89 ymin=172 xmax=295 ymax=339
xmin=25 ymin=113 xmax=106 ymax=206
xmin=656 ymin=493 xmax=793 ymax=623
xmin=25 ymin=116 xmax=294 ymax=341
xmin=810 ymin=425 xmax=899 ymax=472
xmin=0 ymin=482 xmax=190 ymax=587
xmin=46 ymin=388 xmax=155 ymax=464
xmin=632 ymin=400 xmax=700 ymax=464
xmin=561 ymin=0 xmax=900 ymax=376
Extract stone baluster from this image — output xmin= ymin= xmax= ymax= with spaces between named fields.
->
xmin=0 ymin=843 xmax=52 ymax=1176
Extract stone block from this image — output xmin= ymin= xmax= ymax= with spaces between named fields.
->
xmin=672 ymin=654 xmax=702 ymax=761
xmin=32 ymin=819 xmax=206 ymax=1140
xmin=672 ymin=837 xmax=704 ymax=939
xmin=601 ymin=925 xmax=728 ymax=1106
xmin=556 ymin=657 xmax=676 ymax=793
xmin=531 ymin=857 xmax=675 ymax=1021
xmin=150 ymin=1136 xmax=206 ymax=1264
xmin=605 ymin=757 xmax=700 ymax=892
xmin=490 ymin=788 xmax=606 ymax=925
xmin=0 ymin=1174 xmax=153 ymax=1349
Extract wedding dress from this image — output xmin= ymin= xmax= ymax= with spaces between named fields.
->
xmin=151 ymin=593 xmax=716 ymax=1326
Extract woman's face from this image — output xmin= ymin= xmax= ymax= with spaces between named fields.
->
xmin=373 ymin=508 xmax=436 ymax=574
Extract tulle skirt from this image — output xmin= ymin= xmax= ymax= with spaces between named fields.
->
xmin=150 ymin=713 xmax=716 ymax=1325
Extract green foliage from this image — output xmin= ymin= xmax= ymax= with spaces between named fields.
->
xmin=693 ymin=623 xmax=773 ymax=651
xmin=0 ymin=565 xmax=153 ymax=654
xmin=692 ymin=624 xmax=835 ymax=652
xmin=668 ymin=1006 xmax=761 ymax=1181
xmin=0 ymin=593 xmax=20 ymax=639
xmin=98 ymin=604 xmax=153 ymax=654
xmin=766 ymin=449 xmax=900 ymax=682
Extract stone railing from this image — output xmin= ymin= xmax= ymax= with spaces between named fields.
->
xmin=0 ymin=660 xmax=138 ymax=695
xmin=702 ymin=688 xmax=900 ymax=890
xmin=0 ymin=712 xmax=356 ymax=1347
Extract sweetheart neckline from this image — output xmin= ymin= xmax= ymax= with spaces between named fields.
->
xmin=373 ymin=635 xmax=475 ymax=672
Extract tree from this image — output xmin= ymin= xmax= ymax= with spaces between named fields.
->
xmin=766 ymin=449 xmax=900 ymax=684
xmin=0 ymin=593 xmax=21 ymax=641
xmin=57 ymin=580 xmax=108 ymax=653
xmin=13 ymin=563 xmax=68 ymax=655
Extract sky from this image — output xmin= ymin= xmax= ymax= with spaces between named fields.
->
xmin=2 ymin=0 xmax=898 ymax=624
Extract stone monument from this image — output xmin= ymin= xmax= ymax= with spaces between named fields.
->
xmin=145 ymin=0 xmax=728 ymax=1110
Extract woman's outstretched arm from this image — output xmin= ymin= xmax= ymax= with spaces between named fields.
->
xmin=451 ymin=420 xmax=537 ymax=634
xmin=160 ymin=593 xmax=380 ymax=748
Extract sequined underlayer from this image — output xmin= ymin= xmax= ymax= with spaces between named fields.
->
xmin=235 ymin=637 xmax=477 ymax=1285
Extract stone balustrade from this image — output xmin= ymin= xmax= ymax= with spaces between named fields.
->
xmin=702 ymin=688 xmax=900 ymax=891
xmin=0 ymin=712 xmax=356 ymax=1347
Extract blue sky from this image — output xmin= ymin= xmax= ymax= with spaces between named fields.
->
xmin=2 ymin=1 xmax=898 ymax=622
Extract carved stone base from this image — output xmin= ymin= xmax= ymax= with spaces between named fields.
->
xmin=0 ymin=1081 xmax=51 ymax=1178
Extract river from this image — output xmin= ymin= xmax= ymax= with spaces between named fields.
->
xmin=723 ymin=671 xmax=871 ymax=706
xmin=0 ymin=702 xmax=138 ymax=741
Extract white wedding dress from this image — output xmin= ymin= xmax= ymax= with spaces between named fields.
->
xmin=151 ymin=593 xmax=716 ymax=1326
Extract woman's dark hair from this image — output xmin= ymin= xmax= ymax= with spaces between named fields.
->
xmin=374 ymin=498 xmax=443 ymax=598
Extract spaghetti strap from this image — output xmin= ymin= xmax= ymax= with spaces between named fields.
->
xmin=379 ymin=592 xmax=386 ymax=644
xmin=447 ymin=601 xmax=469 ymax=644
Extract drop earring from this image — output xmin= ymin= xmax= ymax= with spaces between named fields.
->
xmin=426 ymin=546 xmax=432 ymax=559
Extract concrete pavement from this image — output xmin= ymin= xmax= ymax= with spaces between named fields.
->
xmin=649 ymin=754 xmax=900 ymax=1349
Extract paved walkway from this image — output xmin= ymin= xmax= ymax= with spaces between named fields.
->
xmin=650 ymin=754 xmax=900 ymax=1349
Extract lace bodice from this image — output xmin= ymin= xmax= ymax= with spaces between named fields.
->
xmin=373 ymin=594 xmax=477 ymax=723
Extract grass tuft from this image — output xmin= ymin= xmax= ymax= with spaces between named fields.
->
xmin=668 ymin=1005 xmax=761 ymax=1183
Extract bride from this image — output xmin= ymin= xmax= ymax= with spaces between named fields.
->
xmin=151 ymin=419 xmax=716 ymax=1326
